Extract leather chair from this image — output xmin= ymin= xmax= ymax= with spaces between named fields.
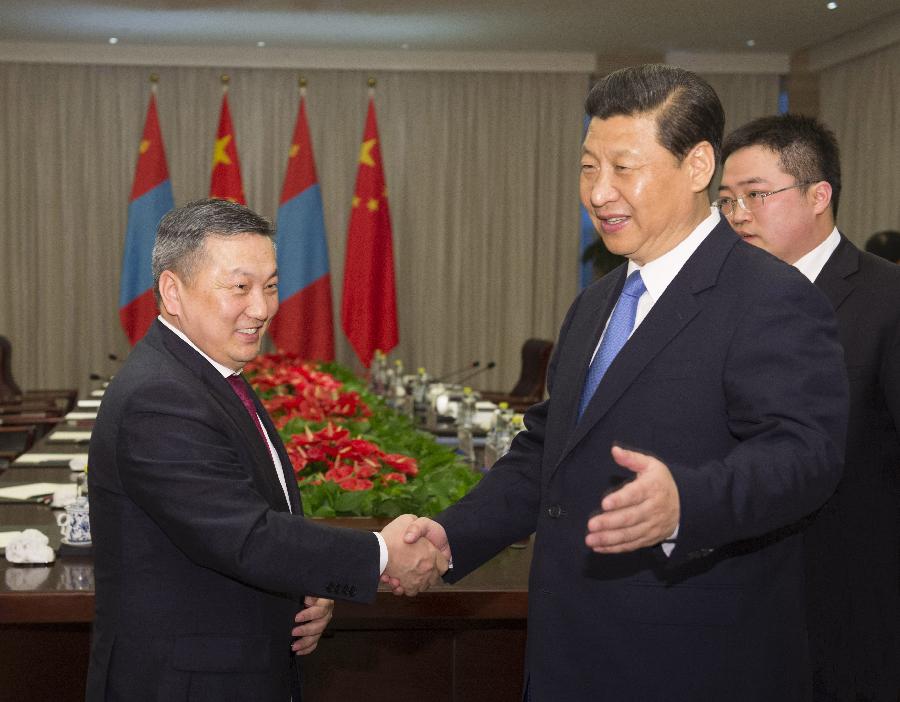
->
xmin=480 ymin=338 xmax=554 ymax=412
xmin=0 ymin=425 xmax=36 ymax=461
xmin=0 ymin=335 xmax=77 ymax=413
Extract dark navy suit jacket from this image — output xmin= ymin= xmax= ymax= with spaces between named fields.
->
xmin=437 ymin=220 xmax=849 ymax=701
xmin=805 ymin=236 xmax=900 ymax=701
xmin=87 ymin=320 xmax=379 ymax=701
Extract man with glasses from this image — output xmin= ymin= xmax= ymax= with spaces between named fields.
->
xmin=720 ymin=114 xmax=900 ymax=702
xmin=394 ymin=66 xmax=849 ymax=701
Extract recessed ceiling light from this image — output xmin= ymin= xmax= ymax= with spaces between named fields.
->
xmin=257 ymin=41 xmax=266 ymax=48
xmin=108 ymin=37 xmax=118 ymax=45
xmin=826 ymin=2 xmax=838 ymax=9
xmin=746 ymin=39 xmax=756 ymax=47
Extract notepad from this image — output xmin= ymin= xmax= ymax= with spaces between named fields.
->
xmin=48 ymin=431 xmax=92 ymax=442
xmin=13 ymin=452 xmax=88 ymax=465
xmin=0 ymin=483 xmax=72 ymax=500
xmin=65 ymin=411 xmax=97 ymax=420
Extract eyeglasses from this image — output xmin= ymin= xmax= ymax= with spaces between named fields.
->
xmin=713 ymin=182 xmax=812 ymax=217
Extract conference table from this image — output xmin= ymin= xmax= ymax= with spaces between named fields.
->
xmin=0 ymin=421 xmax=530 ymax=702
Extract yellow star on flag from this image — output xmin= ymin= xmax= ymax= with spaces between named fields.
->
xmin=213 ymin=134 xmax=233 ymax=166
xmin=289 ymin=143 xmax=300 ymax=158
xmin=359 ymin=138 xmax=376 ymax=167
xmin=139 ymin=139 xmax=151 ymax=155
xmin=352 ymin=195 xmax=361 ymax=208
xmin=367 ymin=198 xmax=379 ymax=212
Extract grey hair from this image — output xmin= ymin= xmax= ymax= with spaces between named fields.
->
xmin=151 ymin=198 xmax=275 ymax=305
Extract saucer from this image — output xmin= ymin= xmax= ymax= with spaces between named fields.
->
xmin=61 ymin=538 xmax=92 ymax=547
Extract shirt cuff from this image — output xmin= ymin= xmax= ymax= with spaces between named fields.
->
xmin=374 ymin=531 xmax=388 ymax=575
xmin=661 ymin=523 xmax=679 ymax=557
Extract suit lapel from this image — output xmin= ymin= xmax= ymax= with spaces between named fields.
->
xmin=153 ymin=321 xmax=293 ymax=513
xmin=553 ymin=221 xmax=738 ymax=470
xmin=814 ymin=234 xmax=858 ymax=312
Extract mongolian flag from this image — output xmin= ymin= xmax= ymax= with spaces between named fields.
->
xmin=209 ymin=89 xmax=245 ymax=204
xmin=340 ymin=97 xmax=398 ymax=368
xmin=268 ymin=91 xmax=335 ymax=361
xmin=119 ymin=87 xmax=174 ymax=345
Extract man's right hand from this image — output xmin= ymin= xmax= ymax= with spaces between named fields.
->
xmin=380 ymin=514 xmax=448 ymax=596
xmin=381 ymin=517 xmax=452 ymax=596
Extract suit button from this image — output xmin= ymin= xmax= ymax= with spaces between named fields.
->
xmin=547 ymin=504 xmax=563 ymax=518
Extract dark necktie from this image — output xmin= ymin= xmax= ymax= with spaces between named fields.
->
xmin=227 ymin=375 xmax=268 ymax=444
xmin=577 ymin=270 xmax=646 ymax=420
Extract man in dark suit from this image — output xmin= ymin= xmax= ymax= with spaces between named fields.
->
xmin=720 ymin=114 xmax=900 ymax=702
xmin=87 ymin=199 xmax=447 ymax=701
xmin=391 ymin=65 xmax=849 ymax=701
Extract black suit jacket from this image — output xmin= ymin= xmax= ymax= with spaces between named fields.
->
xmin=437 ymin=221 xmax=849 ymax=701
xmin=805 ymin=236 xmax=900 ymax=701
xmin=86 ymin=320 xmax=380 ymax=701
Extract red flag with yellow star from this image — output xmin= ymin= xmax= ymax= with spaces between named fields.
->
xmin=341 ymin=98 xmax=398 ymax=367
xmin=209 ymin=91 xmax=246 ymax=204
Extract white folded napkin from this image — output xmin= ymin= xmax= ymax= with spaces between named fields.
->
xmin=4 ymin=529 xmax=56 ymax=564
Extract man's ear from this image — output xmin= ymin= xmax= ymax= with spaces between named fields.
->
xmin=158 ymin=270 xmax=183 ymax=317
xmin=810 ymin=180 xmax=833 ymax=216
xmin=686 ymin=141 xmax=716 ymax=193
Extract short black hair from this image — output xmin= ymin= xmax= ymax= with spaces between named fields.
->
xmin=585 ymin=64 xmax=725 ymax=165
xmin=864 ymin=230 xmax=900 ymax=263
xmin=722 ymin=114 xmax=842 ymax=217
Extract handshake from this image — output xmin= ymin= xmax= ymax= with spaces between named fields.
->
xmin=379 ymin=515 xmax=450 ymax=596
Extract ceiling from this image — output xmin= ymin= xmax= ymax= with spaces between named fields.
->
xmin=0 ymin=0 xmax=897 ymax=56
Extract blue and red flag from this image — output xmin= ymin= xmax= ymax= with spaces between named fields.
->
xmin=119 ymin=89 xmax=174 ymax=345
xmin=268 ymin=92 xmax=335 ymax=360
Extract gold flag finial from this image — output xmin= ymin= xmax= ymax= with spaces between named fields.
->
xmin=149 ymin=73 xmax=160 ymax=84
xmin=298 ymin=75 xmax=307 ymax=88
xmin=221 ymin=74 xmax=230 ymax=85
xmin=367 ymin=76 xmax=377 ymax=88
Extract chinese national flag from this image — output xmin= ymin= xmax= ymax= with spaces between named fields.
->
xmin=341 ymin=98 xmax=398 ymax=368
xmin=209 ymin=92 xmax=246 ymax=204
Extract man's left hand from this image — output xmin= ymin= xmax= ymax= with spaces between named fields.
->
xmin=585 ymin=445 xmax=680 ymax=554
xmin=291 ymin=596 xmax=334 ymax=655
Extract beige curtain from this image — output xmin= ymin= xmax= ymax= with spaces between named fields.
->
xmin=0 ymin=62 xmax=588 ymax=394
xmin=703 ymin=72 xmax=781 ymax=139
xmin=819 ymin=43 xmax=900 ymax=246
xmin=701 ymin=72 xmax=781 ymax=191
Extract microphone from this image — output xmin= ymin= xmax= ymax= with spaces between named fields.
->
xmin=90 ymin=372 xmax=113 ymax=382
xmin=433 ymin=360 xmax=480 ymax=383
xmin=455 ymin=361 xmax=496 ymax=385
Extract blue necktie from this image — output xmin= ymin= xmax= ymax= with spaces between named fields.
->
xmin=577 ymin=270 xmax=646 ymax=420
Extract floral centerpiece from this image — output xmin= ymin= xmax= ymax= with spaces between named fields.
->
xmin=243 ymin=354 xmax=481 ymax=518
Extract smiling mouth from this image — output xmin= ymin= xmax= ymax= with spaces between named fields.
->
xmin=603 ymin=216 xmax=628 ymax=224
xmin=236 ymin=327 xmax=262 ymax=336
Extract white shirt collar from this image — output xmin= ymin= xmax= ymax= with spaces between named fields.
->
xmin=626 ymin=208 xmax=720 ymax=303
xmin=157 ymin=315 xmax=239 ymax=379
xmin=793 ymin=227 xmax=841 ymax=283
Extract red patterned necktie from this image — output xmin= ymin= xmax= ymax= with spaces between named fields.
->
xmin=227 ymin=375 xmax=268 ymax=444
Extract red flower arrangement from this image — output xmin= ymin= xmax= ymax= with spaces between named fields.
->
xmin=243 ymin=354 xmax=419 ymax=493
xmin=283 ymin=424 xmax=419 ymax=492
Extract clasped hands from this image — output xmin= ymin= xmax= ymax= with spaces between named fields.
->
xmin=379 ymin=514 xmax=450 ymax=596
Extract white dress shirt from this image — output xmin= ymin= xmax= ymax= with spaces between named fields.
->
xmin=793 ymin=227 xmax=841 ymax=283
xmin=588 ymin=208 xmax=721 ymax=554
